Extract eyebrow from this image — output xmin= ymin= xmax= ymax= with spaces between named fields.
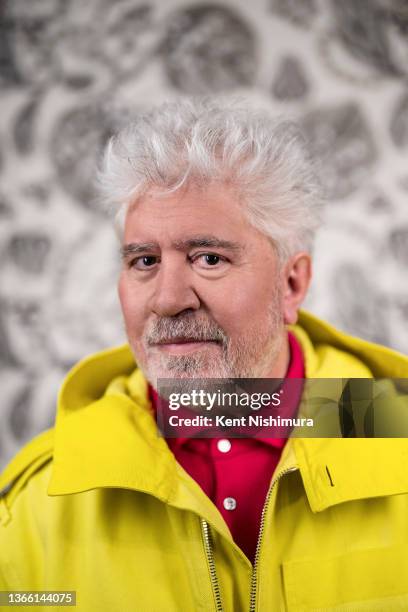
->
xmin=120 ymin=236 xmax=243 ymax=259
xmin=120 ymin=243 xmax=158 ymax=259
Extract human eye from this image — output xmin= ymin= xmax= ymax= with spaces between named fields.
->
xmin=129 ymin=255 xmax=161 ymax=270
xmin=190 ymin=252 xmax=229 ymax=269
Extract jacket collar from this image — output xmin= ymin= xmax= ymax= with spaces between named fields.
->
xmin=291 ymin=313 xmax=408 ymax=510
xmin=48 ymin=345 xmax=175 ymax=500
xmin=293 ymin=437 xmax=408 ymax=512
xmin=48 ymin=387 xmax=408 ymax=514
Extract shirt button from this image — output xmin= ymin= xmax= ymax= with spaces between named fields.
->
xmin=217 ymin=439 xmax=231 ymax=453
xmin=223 ymin=497 xmax=237 ymax=511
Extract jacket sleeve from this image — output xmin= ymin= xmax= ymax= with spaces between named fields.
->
xmin=0 ymin=433 xmax=54 ymax=592
xmin=0 ymin=499 xmax=22 ymax=590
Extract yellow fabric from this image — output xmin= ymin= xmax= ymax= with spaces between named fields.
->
xmin=1 ymin=310 xmax=408 ymax=611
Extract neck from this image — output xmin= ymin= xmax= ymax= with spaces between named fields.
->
xmin=264 ymin=330 xmax=290 ymax=378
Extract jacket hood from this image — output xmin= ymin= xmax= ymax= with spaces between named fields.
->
xmin=297 ymin=311 xmax=408 ymax=379
xmin=3 ymin=310 xmax=406 ymax=524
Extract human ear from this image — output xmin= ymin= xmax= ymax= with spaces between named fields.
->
xmin=282 ymin=252 xmax=312 ymax=325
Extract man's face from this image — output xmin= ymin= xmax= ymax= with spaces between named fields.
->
xmin=118 ymin=182 xmax=287 ymax=386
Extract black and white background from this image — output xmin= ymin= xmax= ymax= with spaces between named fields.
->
xmin=1 ymin=0 xmax=408 ymax=467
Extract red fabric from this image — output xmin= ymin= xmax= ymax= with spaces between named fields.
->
xmin=149 ymin=331 xmax=305 ymax=563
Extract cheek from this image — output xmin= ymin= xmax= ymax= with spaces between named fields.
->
xmin=118 ymin=274 xmax=144 ymax=334
xmin=209 ymin=274 xmax=280 ymax=334
xmin=118 ymin=274 xmax=130 ymax=317
xmin=206 ymin=286 xmax=264 ymax=332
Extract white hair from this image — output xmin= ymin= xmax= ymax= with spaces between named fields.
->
xmin=97 ymin=97 xmax=324 ymax=259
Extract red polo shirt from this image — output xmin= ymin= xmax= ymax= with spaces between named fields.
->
xmin=149 ymin=331 xmax=304 ymax=563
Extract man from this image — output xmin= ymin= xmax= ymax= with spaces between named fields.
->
xmin=1 ymin=98 xmax=407 ymax=612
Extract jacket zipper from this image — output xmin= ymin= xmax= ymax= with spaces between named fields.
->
xmin=249 ymin=466 xmax=298 ymax=612
xmin=201 ymin=518 xmax=224 ymax=612
xmin=201 ymin=466 xmax=298 ymax=612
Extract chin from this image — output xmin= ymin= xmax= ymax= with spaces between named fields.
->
xmin=144 ymin=353 xmax=230 ymax=385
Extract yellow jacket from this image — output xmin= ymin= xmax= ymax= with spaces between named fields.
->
xmin=1 ymin=311 xmax=408 ymax=612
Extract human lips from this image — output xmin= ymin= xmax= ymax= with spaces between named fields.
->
xmin=151 ymin=337 xmax=221 ymax=355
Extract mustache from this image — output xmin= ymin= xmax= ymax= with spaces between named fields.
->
xmin=144 ymin=313 xmax=229 ymax=347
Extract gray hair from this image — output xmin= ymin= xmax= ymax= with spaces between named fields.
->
xmin=97 ymin=97 xmax=324 ymax=260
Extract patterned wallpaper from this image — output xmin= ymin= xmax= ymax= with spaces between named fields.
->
xmin=1 ymin=0 xmax=408 ymax=468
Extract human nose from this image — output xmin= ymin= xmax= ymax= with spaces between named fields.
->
xmin=150 ymin=259 xmax=200 ymax=317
